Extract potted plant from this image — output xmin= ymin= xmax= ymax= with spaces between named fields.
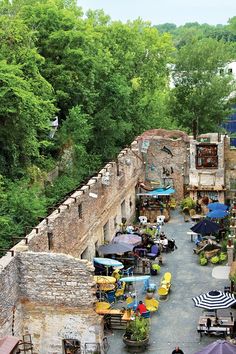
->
xmin=123 ymin=315 xmax=150 ymax=349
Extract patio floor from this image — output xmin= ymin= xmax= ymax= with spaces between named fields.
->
xmin=105 ymin=209 xmax=236 ymax=354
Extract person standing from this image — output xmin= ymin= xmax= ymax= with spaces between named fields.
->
xmin=172 ymin=346 xmax=184 ymax=354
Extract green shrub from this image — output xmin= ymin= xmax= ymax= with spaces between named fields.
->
xmin=220 ymin=239 xmax=228 ymax=252
xmin=151 ymin=264 xmax=161 ymax=272
xmin=210 ymin=256 xmax=220 ymax=264
xmin=200 ymin=257 xmax=208 ymax=266
xmin=219 ymin=252 xmax=227 ymax=262
xmin=180 ymin=197 xmax=196 ymax=210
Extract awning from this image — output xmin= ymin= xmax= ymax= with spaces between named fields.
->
xmin=137 ymin=187 xmax=176 ymax=197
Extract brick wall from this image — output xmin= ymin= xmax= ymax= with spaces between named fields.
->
xmin=225 ymin=136 xmax=236 ymax=201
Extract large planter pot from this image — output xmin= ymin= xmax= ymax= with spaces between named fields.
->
xmin=122 ymin=334 xmax=149 ymax=349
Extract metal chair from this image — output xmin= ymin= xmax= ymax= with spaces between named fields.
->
xmin=139 ymin=216 xmax=148 ymax=225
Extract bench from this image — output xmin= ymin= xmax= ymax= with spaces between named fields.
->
xmin=197 ymin=325 xmax=230 ymax=338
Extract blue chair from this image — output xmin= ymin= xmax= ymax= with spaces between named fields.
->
xmin=147 ymin=244 xmax=160 ymax=259
xmin=122 ymin=266 xmax=134 ymax=276
xmin=141 ymin=311 xmax=151 ymax=319
xmin=106 ymin=290 xmax=116 ymax=303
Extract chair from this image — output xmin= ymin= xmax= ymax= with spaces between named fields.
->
xmin=122 ymin=266 xmax=134 ymax=277
xmin=141 ymin=311 xmax=151 ymax=318
xmin=139 ymin=216 xmax=148 ymax=225
xmin=158 ymin=272 xmax=172 ymax=298
xmin=156 ymin=215 xmax=165 ymax=225
xmin=144 ymin=298 xmax=159 ymax=312
xmin=115 ymin=281 xmax=126 ymax=301
xmin=106 ymin=290 xmax=116 ymax=303
xmin=147 ymin=244 xmax=160 ymax=259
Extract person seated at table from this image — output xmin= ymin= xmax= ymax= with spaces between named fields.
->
xmin=136 ymin=300 xmax=147 ymax=315
xmin=159 ymin=235 xmax=168 ymax=252
xmin=206 ymin=317 xmax=212 ymax=331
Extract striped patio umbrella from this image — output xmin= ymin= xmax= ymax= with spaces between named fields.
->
xmin=192 ymin=290 xmax=236 ymax=316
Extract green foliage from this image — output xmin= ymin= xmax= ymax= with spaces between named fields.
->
xmin=210 ymin=256 xmax=220 ymax=264
xmin=0 ymin=176 xmax=47 ymax=251
xmin=180 ymin=197 xmax=196 ymax=210
xmin=219 ymin=252 xmax=227 ymax=262
xmin=199 ymin=257 xmax=208 ymax=266
xmin=125 ymin=316 xmax=150 ymax=341
xmin=221 ymin=239 xmax=228 ymax=252
xmin=170 ymin=38 xmax=236 ymax=137
xmin=151 ymin=263 xmax=161 ymax=272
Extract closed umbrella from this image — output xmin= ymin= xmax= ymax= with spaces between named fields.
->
xmin=207 ymin=210 xmax=229 ymax=219
xmin=113 ymin=234 xmax=142 ymax=246
xmin=194 ymin=339 xmax=236 ymax=354
xmin=98 ymin=242 xmax=133 ymax=255
xmin=192 ymin=290 xmax=236 ymax=316
xmin=191 ymin=219 xmax=220 ymax=236
xmin=207 ymin=203 xmax=228 ymax=211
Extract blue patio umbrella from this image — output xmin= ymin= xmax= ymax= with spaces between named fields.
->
xmin=120 ymin=275 xmax=150 ymax=302
xmin=191 ymin=219 xmax=220 ymax=236
xmin=94 ymin=257 xmax=124 ymax=275
xmin=207 ymin=209 xmax=229 ymax=219
xmin=94 ymin=257 xmax=123 ymax=267
xmin=207 ymin=203 xmax=228 ymax=211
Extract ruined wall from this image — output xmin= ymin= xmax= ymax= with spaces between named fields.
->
xmin=138 ymin=130 xmax=189 ymax=200
xmin=0 ymin=256 xmax=22 ymax=338
xmin=11 ymin=141 xmax=144 ymax=261
xmin=0 ymin=253 xmax=101 ymax=354
xmin=225 ymin=136 xmax=236 ymax=201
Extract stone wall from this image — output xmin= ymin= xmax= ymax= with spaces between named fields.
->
xmin=11 ymin=141 xmax=144 ymax=261
xmin=0 ymin=253 xmax=101 ymax=354
xmin=138 ymin=130 xmax=189 ymax=200
xmin=0 ymin=256 xmax=21 ymax=337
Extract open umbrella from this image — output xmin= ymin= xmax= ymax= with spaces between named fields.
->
xmin=191 ymin=219 xmax=220 ymax=236
xmin=98 ymin=242 xmax=133 ymax=255
xmin=119 ymin=275 xmax=150 ymax=301
xmin=113 ymin=234 xmax=142 ymax=246
xmin=207 ymin=203 xmax=228 ymax=211
xmin=207 ymin=209 xmax=229 ymax=219
xmin=194 ymin=339 xmax=236 ymax=354
xmin=192 ymin=290 xmax=236 ymax=316
xmin=94 ymin=257 xmax=124 ymax=275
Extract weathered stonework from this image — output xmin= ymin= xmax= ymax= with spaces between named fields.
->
xmin=1 ymin=130 xmax=235 ymax=353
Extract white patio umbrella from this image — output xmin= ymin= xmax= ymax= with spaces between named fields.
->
xmin=192 ymin=290 xmax=236 ymax=316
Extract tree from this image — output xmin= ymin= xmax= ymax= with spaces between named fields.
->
xmin=170 ymin=38 xmax=236 ymax=137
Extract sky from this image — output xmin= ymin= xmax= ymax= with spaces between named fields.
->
xmin=77 ymin=0 xmax=235 ymax=26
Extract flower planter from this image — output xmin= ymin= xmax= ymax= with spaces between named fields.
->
xmin=122 ymin=334 xmax=149 ymax=348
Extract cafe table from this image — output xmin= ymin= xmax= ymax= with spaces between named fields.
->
xmin=197 ymin=315 xmax=234 ymax=338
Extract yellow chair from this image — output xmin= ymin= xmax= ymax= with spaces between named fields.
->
xmin=95 ymin=301 xmax=111 ymax=312
xmin=144 ymin=298 xmax=159 ymax=312
xmin=158 ymin=272 xmax=172 ymax=297
xmin=115 ymin=282 xmax=126 ymax=300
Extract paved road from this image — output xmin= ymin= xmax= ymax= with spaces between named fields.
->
xmin=106 ymin=209 xmax=235 ymax=354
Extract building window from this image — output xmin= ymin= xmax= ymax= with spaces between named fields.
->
xmin=63 ymin=339 xmax=81 ymax=354
xmin=78 ymin=203 xmax=82 ymax=218
xmin=230 ymin=179 xmax=236 ymax=191
xmin=196 ymin=144 xmax=218 ymax=169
